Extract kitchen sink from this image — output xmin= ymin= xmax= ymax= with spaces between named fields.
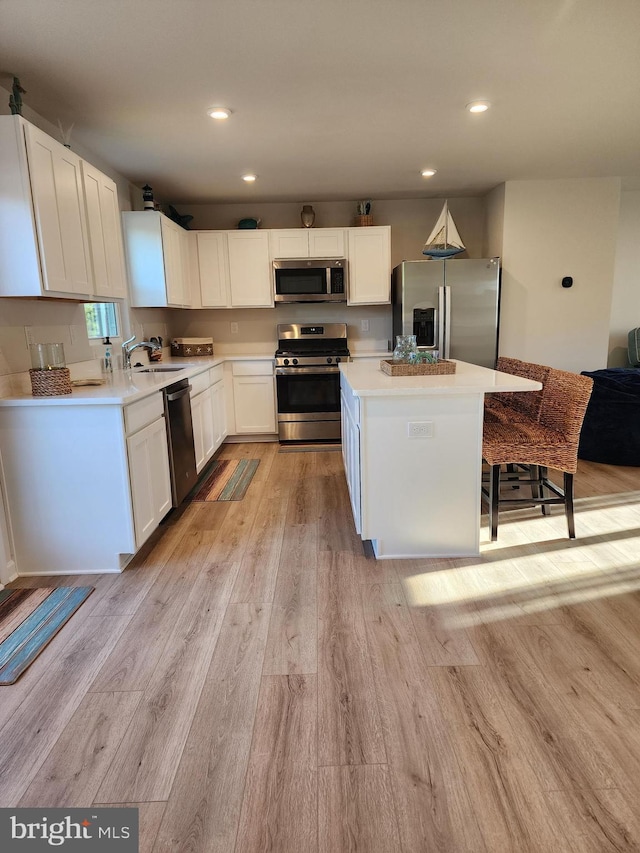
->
xmin=135 ymin=366 xmax=186 ymax=373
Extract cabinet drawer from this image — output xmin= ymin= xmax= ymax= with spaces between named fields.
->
xmin=209 ymin=364 xmax=224 ymax=385
xmin=231 ymin=360 xmax=273 ymax=376
xmin=189 ymin=369 xmax=210 ymax=397
xmin=124 ymin=392 xmax=164 ymax=435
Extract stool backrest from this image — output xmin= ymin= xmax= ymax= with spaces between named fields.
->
xmin=539 ymin=368 xmax=593 ymax=445
xmin=495 ymin=357 xmax=551 ymax=421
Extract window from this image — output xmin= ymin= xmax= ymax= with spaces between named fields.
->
xmin=84 ymin=303 xmax=119 ymax=340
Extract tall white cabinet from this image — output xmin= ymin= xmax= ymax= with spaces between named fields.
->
xmin=0 ymin=115 xmax=128 ymax=301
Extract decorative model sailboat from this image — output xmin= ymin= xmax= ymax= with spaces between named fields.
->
xmin=422 ymin=201 xmax=466 ymax=258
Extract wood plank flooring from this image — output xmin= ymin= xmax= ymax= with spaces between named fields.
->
xmin=2 ymin=442 xmax=640 ymax=851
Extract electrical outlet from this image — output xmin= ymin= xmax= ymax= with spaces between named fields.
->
xmin=230 ymin=322 xmax=239 ymax=334
xmin=24 ymin=326 xmax=34 ymax=347
xmin=360 ymin=319 xmax=370 ymax=332
xmin=408 ymin=421 xmax=433 ymax=439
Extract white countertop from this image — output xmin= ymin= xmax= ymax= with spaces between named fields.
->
xmin=339 ymin=359 xmax=542 ymax=397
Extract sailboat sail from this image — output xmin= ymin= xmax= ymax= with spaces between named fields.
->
xmin=422 ymin=202 xmax=465 ymax=258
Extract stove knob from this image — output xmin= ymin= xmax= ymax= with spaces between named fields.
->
xmin=336 ymin=356 xmax=341 ymax=363
xmin=327 ymin=357 xmax=333 ymax=364
xmin=284 ymin=358 xmax=290 ymax=365
xmin=292 ymin=358 xmax=298 ymax=365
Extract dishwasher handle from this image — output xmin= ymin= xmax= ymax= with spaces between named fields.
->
xmin=165 ymin=385 xmax=192 ymax=402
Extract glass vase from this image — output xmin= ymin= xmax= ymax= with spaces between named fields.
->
xmin=392 ymin=335 xmax=417 ymax=362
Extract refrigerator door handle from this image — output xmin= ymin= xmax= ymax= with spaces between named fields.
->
xmin=438 ymin=286 xmax=449 ymax=357
xmin=444 ymin=286 xmax=451 ymax=358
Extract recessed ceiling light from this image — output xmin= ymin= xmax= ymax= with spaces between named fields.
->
xmin=242 ymin=173 xmax=257 ymax=182
xmin=467 ymin=101 xmax=490 ymax=113
xmin=421 ymin=169 xmax=437 ymax=178
xmin=207 ymin=107 xmax=231 ymax=120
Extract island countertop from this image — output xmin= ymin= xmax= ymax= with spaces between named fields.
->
xmin=339 ymin=359 xmax=542 ymax=396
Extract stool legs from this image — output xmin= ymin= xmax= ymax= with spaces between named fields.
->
xmin=489 ymin=464 xmax=500 ymax=541
xmin=565 ymin=472 xmax=575 ymax=538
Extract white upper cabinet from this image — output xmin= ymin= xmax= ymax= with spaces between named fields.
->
xmin=270 ymin=228 xmax=345 ymax=259
xmin=0 ymin=116 xmax=95 ymax=298
xmin=347 ymin=226 xmax=391 ymax=305
xmin=194 ymin=231 xmax=230 ymax=308
xmin=81 ymin=161 xmax=128 ymax=299
xmin=226 ymin=230 xmax=273 ymax=307
xmin=123 ymin=211 xmax=190 ymax=308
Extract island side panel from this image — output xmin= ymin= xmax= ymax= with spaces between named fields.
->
xmin=359 ymin=392 xmax=484 ymax=558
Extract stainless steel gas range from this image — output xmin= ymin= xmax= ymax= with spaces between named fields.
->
xmin=274 ymin=323 xmax=350 ymax=443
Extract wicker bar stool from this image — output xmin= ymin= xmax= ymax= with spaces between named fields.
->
xmin=482 ymin=368 xmax=593 ymax=540
xmin=484 ymin=357 xmax=550 ymax=424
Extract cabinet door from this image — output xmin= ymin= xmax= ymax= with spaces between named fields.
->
xmin=211 ymin=379 xmax=228 ymax=450
xmin=227 ymin=231 xmax=273 ymax=307
xmin=232 ymin=375 xmax=276 ymax=433
xmin=340 ymin=390 xmax=362 ymax=533
xmin=160 ymin=217 xmax=184 ymax=307
xmin=81 ymin=162 xmax=127 ymax=299
xmin=24 ymin=122 xmax=92 ymax=295
xmin=269 ymin=230 xmax=309 ymax=259
xmin=308 ymin=228 xmax=345 ymax=257
xmin=127 ymin=416 xmax=171 ymax=547
xmin=196 ymin=232 xmax=230 ymax=307
xmin=191 ymin=388 xmax=214 ymax=473
xmin=347 ymin=226 xmax=391 ymax=305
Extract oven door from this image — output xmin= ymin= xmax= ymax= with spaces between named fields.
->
xmin=275 ymin=367 xmax=341 ymax=441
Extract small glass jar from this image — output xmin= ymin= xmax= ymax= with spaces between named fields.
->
xmin=392 ymin=335 xmax=417 ymax=362
xmin=30 ymin=342 xmax=66 ymax=370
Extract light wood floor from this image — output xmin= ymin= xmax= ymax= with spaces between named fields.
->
xmin=3 ymin=443 xmax=640 ymax=852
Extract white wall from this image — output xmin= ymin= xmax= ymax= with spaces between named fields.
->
xmin=499 ymin=178 xmax=621 ymax=372
xmin=608 ymin=190 xmax=640 ymax=367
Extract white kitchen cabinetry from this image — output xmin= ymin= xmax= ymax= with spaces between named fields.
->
xmin=0 ymin=115 xmax=94 ymax=298
xmin=229 ymin=361 xmax=276 ymax=434
xmin=210 ymin=364 xmax=228 ymax=450
xmin=347 ymin=226 xmax=391 ymax=305
xmin=194 ymin=231 xmax=230 ymax=308
xmin=269 ymin=228 xmax=346 ymax=259
xmin=341 ymin=381 xmax=362 ymax=534
xmin=123 ymin=211 xmax=190 ymax=307
xmin=190 ymin=370 xmax=215 ymax=474
xmin=126 ymin=408 xmax=172 ymax=547
xmin=81 ymin=161 xmax=128 ymax=299
xmin=226 ymin=231 xmax=273 ymax=307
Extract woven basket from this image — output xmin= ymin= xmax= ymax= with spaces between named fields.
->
xmin=29 ymin=367 xmax=72 ymax=396
xmin=355 ymin=214 xmax=373 ymax=227
xmin=380 ymin=359 xmax=457 ymax=376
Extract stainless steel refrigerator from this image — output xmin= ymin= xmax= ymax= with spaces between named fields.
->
xmin=391 ymin=258 xmax=501 ymax=368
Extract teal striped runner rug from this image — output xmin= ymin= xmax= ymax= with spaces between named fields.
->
xmin=0 ymin=586 xmax=94 ymax=684
xmin=190 ymin=459 xmax=260 ymax=502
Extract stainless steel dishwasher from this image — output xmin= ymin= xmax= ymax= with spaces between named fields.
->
xmin=163 ymin=378 xmax=197 ymax=506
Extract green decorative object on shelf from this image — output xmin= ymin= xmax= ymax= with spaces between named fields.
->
xmin=9 ymin=76 xmax=26 ymax=116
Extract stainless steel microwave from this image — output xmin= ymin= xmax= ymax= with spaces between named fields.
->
xmin=273 ymin=258 xmax=347 ymax=303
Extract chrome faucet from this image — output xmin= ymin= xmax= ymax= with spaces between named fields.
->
xmin=122 ymin=335 xmax=161 ymax=369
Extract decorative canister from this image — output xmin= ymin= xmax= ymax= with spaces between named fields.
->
xmin=392 ymin=335 xmax=418 ymax=362
xmin=29 ymin=343 xmax=72 ymax=396
xmin=300 ymin=205 xmax=316 ymax=228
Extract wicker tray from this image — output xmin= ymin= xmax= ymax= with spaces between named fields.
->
xmin=379 ymin=359 xmax=456 ymax=376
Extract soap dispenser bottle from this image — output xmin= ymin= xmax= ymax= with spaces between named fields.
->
xmin=103 ymin=336 xmax=113 ymax=373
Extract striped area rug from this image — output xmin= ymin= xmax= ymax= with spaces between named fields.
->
xmin=190 ymin=458 xmax=260 ymax=502
xmin=0 ymin=586 xmax=94 ymax=685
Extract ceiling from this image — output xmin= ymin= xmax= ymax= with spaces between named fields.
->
xmin=2 ymin=0 xmax=640 ymax=205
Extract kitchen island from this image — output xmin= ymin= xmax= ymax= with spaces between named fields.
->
xmin=339 ymin=359 xmax=541 ymax=558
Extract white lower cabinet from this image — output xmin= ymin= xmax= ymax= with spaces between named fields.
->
xmin=127 ymin=415 xmax=172 ymax=547
xmin=0 ymin=394 xmax=173 ymax=575
xmin=191 ymin=386 xmax=214 ymax=474
xmin=341 ymin=383 xmax=362 ymax=534
xmin=229 ymin=361 xmax=276 ymax=434
xmin=210 ymin=367 xmax=228 ymax=449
